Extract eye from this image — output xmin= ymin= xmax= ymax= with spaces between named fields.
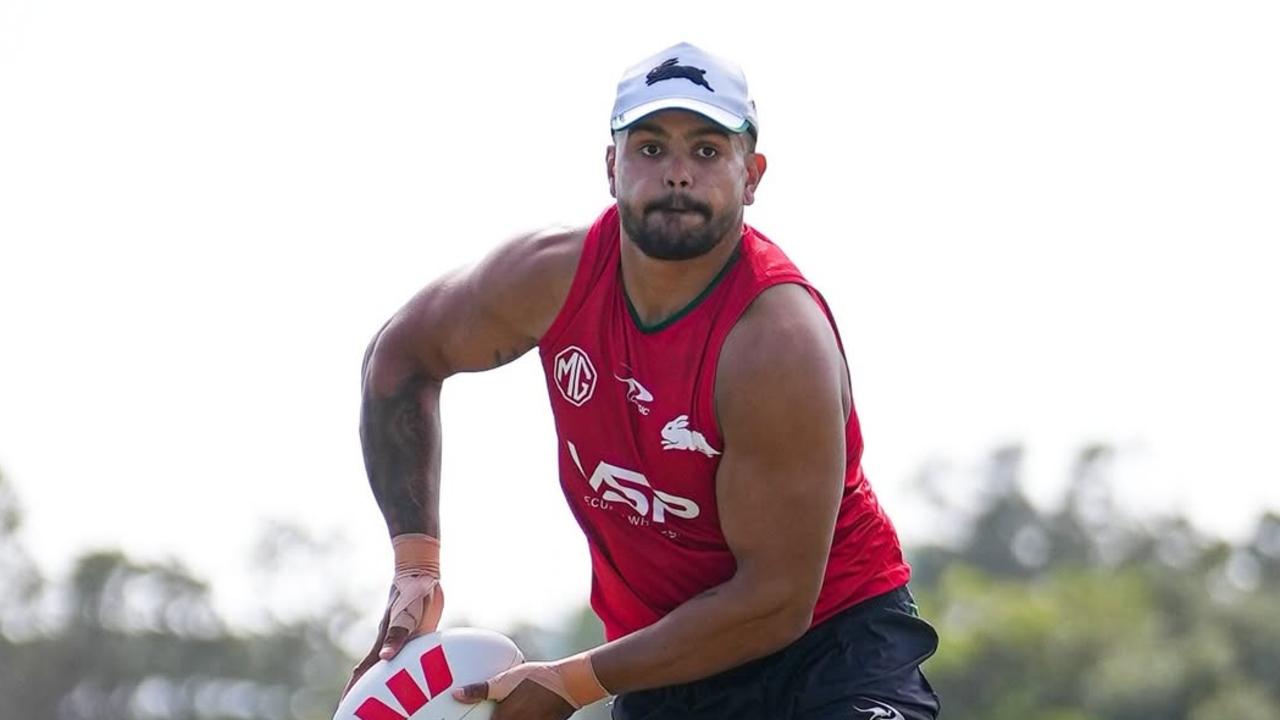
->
xmin=695 ymin=145 xmax=719 ymax=159
xmin=639 ymin=143 xmax=661 ymax=157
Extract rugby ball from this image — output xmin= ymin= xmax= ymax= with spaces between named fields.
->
xmin=334 ymin=628 xmax=524 ymax=720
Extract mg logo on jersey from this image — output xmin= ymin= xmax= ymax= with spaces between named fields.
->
xmin=567 ymin=441 xmax=700 ymax=523
xmin=554 ymin=346 xmax=597 ymax=407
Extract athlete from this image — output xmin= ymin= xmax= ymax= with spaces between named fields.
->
xmin=348 ymin=43 xmax=940 ymax=720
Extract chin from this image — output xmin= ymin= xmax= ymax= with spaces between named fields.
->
xmin=619 ymin=200 xmax=734 ymax=261
xmin=631 ymin=233 xmax=722 ymax=261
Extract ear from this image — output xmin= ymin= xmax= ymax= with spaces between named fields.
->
xmin=743 ymin=152 xmax=767 ymax=206
xmin=605 ymin=145 xmax=618 ymax=198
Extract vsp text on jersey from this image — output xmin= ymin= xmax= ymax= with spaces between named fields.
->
xmin=538 ymin=206 xmax=910 ymax=641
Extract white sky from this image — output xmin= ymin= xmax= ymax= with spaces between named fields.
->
xmin=2 ymin=1 xmax=1278 ymax=635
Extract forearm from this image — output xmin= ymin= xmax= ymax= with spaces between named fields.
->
xmin=359 ymin=363 xmax=443 ymax=537
xmin=591 ymin=574 xmax=811 ymax=694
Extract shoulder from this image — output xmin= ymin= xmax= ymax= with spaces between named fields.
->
xmin=721 ymin=283 xmax=842 ymax=381
xmin=515 ymin=223 xmax=588 ymax=274
xmin=495 ymin=204 xmax=622 ymax=303
xmin=715 ymin=283 xmax=846 ymax=428
xmin=478 ymin=224 xmax=587 ymax=294
xmin=465 ymin=224 xmax=588 ymax=336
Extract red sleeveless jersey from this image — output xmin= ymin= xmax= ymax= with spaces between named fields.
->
xmin=538 ymin=206 xmax=911 ymax=641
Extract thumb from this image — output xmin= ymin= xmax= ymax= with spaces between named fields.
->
xmin=379 ymin=626 xmax=410 ymax=660
xmin=451 ymin=680 xmax=491 ymax=705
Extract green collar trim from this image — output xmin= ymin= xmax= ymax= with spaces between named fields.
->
xmin=625 ymin=249 xmax=742 ymax=334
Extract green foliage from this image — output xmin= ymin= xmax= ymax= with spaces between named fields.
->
xmin=0 ymin=471 xmax=353 ymax=719
xmin=911 ymin=445 xmax=1280 ymax=720
xmin=3 ymin=448 xmax=1278 ymax=719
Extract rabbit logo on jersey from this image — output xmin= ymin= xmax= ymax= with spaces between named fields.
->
xmin=661 ymin=415 xmax=721 ymax=456
xmin=566 ymin=441 xmax=700 ymax=525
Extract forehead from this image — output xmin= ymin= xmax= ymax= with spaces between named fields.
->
xmin=623 ymin=109 xmax=734 ymax=141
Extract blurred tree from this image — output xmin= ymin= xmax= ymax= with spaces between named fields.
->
xmin=0 ymin=470 xmax=42 ymax=638
xmin=0 ymin=470 xmax=354 ymax=719
xmin=5 ymin=450 xmax=1278 ymax=720
xmin=910 ymin=445 xmax=1280 ymax=720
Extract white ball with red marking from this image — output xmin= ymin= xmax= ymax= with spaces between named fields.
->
xmin=334 ymin=628 xmax=523 ymax=720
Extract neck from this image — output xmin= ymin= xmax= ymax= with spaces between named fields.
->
xmin=618 ymin=225 xmax=743 ymax=328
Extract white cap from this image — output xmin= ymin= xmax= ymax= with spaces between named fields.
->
xmin=610 ymin=42 xmax=758 ymax=136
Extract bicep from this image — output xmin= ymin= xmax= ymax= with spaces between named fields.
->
xmin=398 ymin=266 xmax=537 ymax=377
xmin=715 ymin=286 xmax=847 ymax=611
xmin=366 ymin=227 xmax=582 ymax=395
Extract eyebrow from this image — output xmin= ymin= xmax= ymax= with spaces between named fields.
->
xmin=628 ymin=121 xmax=669 ymax=138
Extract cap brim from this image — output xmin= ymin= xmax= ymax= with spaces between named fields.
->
xmin=611 ymin=97 xmax=752 ymax=134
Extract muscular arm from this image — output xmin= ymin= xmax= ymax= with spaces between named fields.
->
xmin=591 ymin=283 xmax=850 ymax=692
xmin=359 ymin=226 xmax=584 ymax=537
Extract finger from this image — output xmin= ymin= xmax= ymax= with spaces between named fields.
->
xmin=451 ymin=681 xmax=490 ymax=704
xmin=489 ymin=680 xmax=576 ymax=720
xmin=343 ymin=603 xmax=394 ymax=700
xmin=379 ymin=625 xmax=411 ymax=660
xmin=420 ymin=584 xmax=444 ymax=633
xmin=341 ymin=654 xmax=378 ymax=699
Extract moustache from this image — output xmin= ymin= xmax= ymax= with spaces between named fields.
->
xmin=645 ymin=195 xmax=712 ymax=218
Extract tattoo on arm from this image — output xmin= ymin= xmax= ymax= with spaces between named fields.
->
xmin=360 ymin=372 xmax=442 ymax=537
xmin=358 ymin=332 xmax=534 ymax=537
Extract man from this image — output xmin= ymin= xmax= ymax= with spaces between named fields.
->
xmin=350 ymin=43 xmax=940 ymax=720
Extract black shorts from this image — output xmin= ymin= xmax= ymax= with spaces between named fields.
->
xmin=610 ymin=586 xmax=940 ymax=720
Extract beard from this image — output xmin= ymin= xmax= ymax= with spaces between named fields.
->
xmin=619 ymin=193 xmax=739 ymax=261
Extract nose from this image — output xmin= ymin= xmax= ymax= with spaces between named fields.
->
xmin=662 ymin=156 xmax=693 ymax=189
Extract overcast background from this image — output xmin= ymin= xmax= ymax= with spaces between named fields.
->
xmin=2 ymin=0 xmax=1277 ymax=635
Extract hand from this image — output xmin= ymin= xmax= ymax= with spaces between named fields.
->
xmin=380 ymin=572 xmax=445 ymax=659
xmin=453 ymin=654 xmax=609 ymax=719
xmin=341 ymin=534 xmax=444 ymax=699
xmin=455 ymin=670 xmax=576 ymax=720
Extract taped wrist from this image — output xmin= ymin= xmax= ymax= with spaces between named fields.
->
xmin=557 ymin=652 xmax=610 ymax=708
xmin=488 ymin=651 xmax=610 ymax=709
xmin=388 ymin=533 xmax=443 ymax=636
xmin=392 ymin=533 xmax=440 ymax=576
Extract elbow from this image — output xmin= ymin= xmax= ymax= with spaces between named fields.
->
xmin=362 ymin=326 xmax=404 ymax=399
xmin=362 ymin=317 xmax=442 ymax=399
xmin=746 ymin=580 xmax=817 ymax=651
xmin=768 ymin=600 xmax=815 ymax=648
xmin=360 ymin=328 xmax=384 ymax=384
